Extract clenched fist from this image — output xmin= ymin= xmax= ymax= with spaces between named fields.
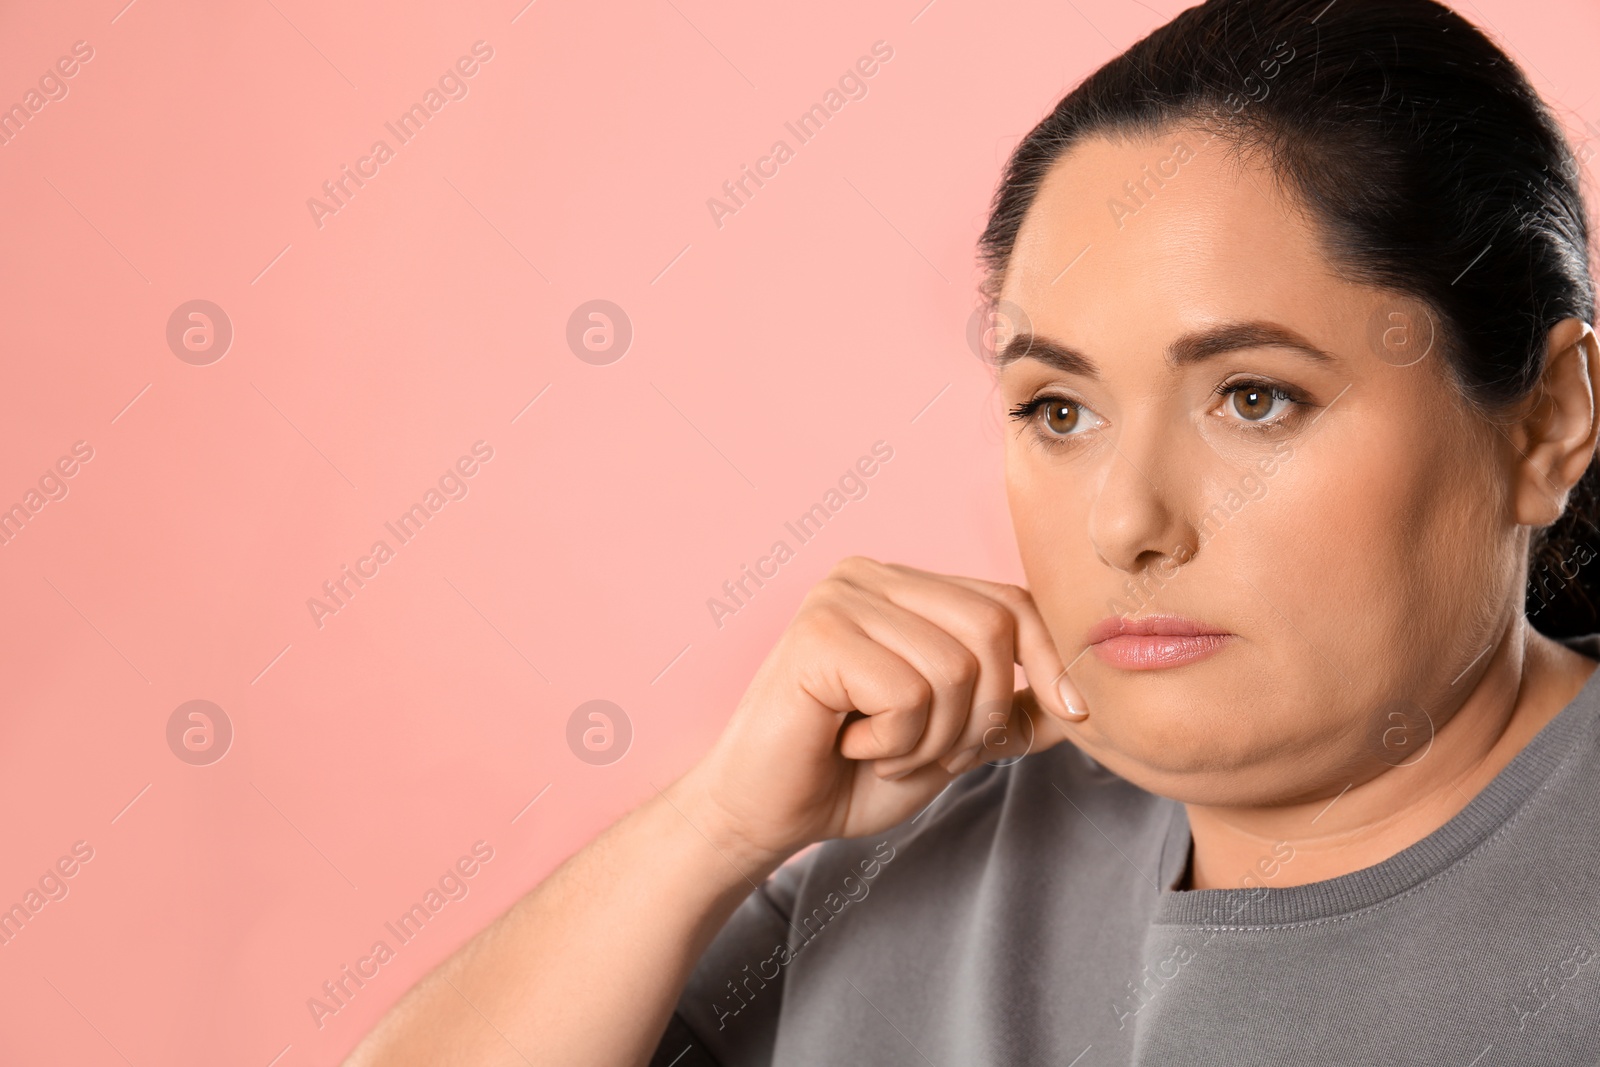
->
xmin=681 ymin=556 xmax=1089 ymax=869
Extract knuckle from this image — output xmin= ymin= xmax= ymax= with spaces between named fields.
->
xmin=832 ymin=554 xmax=879 ymax=579
xmin=878 ymin=560 xmax=915 ymax=580
xmin=893 ymin=671 xmax=934 ymax=710
xmin=990 ymin=582 xmax=1033 ymax=609
xmin=806 ymin=575 xmax=858 ymax=610
xmin=969 ymin=599 xmax=1014 ymax=644
xmin=934 ymin=646 xmax=980 ymax=690
xmin=791 ymin=601 xmax=847 ymax=644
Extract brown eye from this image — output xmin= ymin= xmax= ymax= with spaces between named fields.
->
xmin=1043 ymin=400 xmax=1080 ymax=435
xmin=1008 ymin=394 xmax=1103 ymax=438
xmin=1228 ymin=383 xmax=1286 ymax=421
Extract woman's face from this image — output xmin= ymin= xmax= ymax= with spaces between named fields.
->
xmin=998 ymin=128 xmax=1522 ymax=806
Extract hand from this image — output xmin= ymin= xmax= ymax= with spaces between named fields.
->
xmin=681 ymin=556 xmax=1088 ymax=870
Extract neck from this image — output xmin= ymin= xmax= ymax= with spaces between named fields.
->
xmin=1180 ymin=618 xmax=1596 ymax=892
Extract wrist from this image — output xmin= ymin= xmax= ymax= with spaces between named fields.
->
xmin=659 ymin=764 xmax=794 ymax=883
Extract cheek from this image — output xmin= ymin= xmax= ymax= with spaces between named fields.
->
xmin=1005 ymin=447 xmax=1100 ymax=616
xmin=1230 ymin=431 xmax=1408 ymax=644
xmin=1234 ymin=408 xmax=1502 ymax=687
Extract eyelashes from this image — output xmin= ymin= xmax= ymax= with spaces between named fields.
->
xmin=1211 ymin=378 xmax=1303 ymax=424
xmin=1007 ymin=394 xmax=1099 ymax=438
xmin=1007 ymin=378 xmax=1312 ymax=446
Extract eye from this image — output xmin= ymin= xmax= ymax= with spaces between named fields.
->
xmin=1007 ymin=394 xmax=1105 ymax=440
xmin=1216 ymin=380 xmax=1299 ymax=424
xmin=1041 ymin=398 xmax=1085 ymax=435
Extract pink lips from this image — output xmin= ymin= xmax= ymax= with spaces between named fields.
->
xmin=1087 ymin=614 xmax=1234 ymax=670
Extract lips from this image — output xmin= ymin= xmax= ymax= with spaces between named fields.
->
xmin=1088 ymin=614 xmax=1234 ymax=670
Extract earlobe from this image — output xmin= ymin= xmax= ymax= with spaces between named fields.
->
xmin=1512 ymin=318 xmax=1600 ymax=528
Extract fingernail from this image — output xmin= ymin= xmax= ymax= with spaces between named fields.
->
xmin=1057 ymin=675 xmax=1089 ymax=720
xmin=884 ymin=766 xmax=915 ymax=781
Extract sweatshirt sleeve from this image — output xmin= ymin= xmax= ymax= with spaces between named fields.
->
xmin=644 ymin=847 xmax=817 ymax=1067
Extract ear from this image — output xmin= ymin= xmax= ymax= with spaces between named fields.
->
xmin=1510 ymin=317 xmax=1600 ymax=527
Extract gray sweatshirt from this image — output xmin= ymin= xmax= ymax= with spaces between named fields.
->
xmin=650 ymin=633 xmax=1600 ymax=1065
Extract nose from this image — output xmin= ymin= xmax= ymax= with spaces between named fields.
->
xmin=1087 ymin=418 xmax=1197 ymax=577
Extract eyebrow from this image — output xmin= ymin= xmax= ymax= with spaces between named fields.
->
xmin=994 ymin=320 xmax=1338 ymax=378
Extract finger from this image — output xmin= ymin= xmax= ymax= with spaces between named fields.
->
xmin=829 ymin=576 xmax=981 ymax=778
xmin=861 ymin=563 xmax=1078 ymax=766
xmin=842 ymin=564 xmax=1035 ymax=773
xmin=907 ymin=687 xmax=1067 ymax=784
xmin=907 ymin=568 xmax=1089 ymax=721
xmin=793 ymin=619 xmax=934 ymax=763
xmin=882 ymin=687 xmax=1067 ymax=785
xmin=1001 ymin=685 xmax=1073 ymax=759
xmin=861 ymin=574 xmax=1018 ymax=773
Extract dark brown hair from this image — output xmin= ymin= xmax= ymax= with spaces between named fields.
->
xmin=977 ymin=0 xmax=1598 ymax=635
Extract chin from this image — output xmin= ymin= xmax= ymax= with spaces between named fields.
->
xmin=1069 ymin=683 xmax=1303 ymax=799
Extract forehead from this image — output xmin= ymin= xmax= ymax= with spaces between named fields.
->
xmin=999 ymin=130 xmax=1349 ymax=359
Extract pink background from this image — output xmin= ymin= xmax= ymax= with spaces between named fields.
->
xmin=0 ymin=0 xmax=1595 ymax=1063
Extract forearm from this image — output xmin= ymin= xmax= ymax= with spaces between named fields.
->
xmin=342 ymin=768 xmax=789 ymax=1067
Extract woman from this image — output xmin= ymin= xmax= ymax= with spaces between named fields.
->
xmin=346 ymin=0 xmax=1600 ymax=1062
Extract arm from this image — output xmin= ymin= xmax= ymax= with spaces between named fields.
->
xmin=343 ymin=557 xmax=1083 ymax=1066
xmin=341 ymin=767 xmax=786 ymax=1067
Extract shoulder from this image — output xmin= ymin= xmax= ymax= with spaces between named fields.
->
xmin=670 ymin=741 xmax=1179 ymax=1063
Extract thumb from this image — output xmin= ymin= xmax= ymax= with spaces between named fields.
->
xmin=934 ymin=575 xmax=1090 ymax=723
xmin=971 ymin=686 xmax=1075 ymax=765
